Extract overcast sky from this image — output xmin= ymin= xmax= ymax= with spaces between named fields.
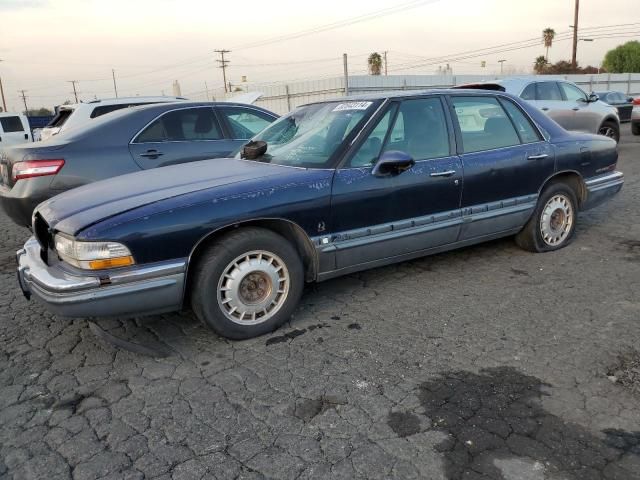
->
xmin=0 ymin=0 xmax=637 ymax=110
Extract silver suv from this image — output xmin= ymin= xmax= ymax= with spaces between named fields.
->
xmin=457 ymin=78 xmax=621 ymax=142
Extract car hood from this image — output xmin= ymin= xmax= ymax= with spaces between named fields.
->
xmin=37 ymin=158 xmax=301 ymax=234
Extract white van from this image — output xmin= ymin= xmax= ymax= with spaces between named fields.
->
xmin=0 ymin=113 xmax=32 ymax=146
xmin=39 ymin=96 xmax=185 ymax=141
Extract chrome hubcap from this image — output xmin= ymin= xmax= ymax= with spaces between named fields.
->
xmin=217 ymin=250 xmax=289 ymax=325
xmin=540 ymin=194 xmax=574 ymax=246
xmin=599 ymin=126 xmax=616 ymax=139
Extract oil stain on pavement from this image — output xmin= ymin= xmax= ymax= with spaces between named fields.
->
xmin=397 ymin=367 xmax=640 ymax=480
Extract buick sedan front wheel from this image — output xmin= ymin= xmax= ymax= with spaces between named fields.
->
xmin=191 ymin=227 xmax=304 ymax=339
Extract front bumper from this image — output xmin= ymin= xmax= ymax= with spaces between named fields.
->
xmin=16 ymin=237 xmax=186 ymax=318
xmin=582 ymin=171 xmax=624 ymax=211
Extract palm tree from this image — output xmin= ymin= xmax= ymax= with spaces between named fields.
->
xmin=543 ymin=28 xmax=556 ymax=62
xmin=368 ymin=53 xmax=383 ymax=76
xmin=534 ymin=55 xmax=548 ymax=74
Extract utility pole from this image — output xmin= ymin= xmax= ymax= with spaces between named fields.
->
xmin=0 ymin=76 xmax=6 ymax=113
xmin=343 ymin=53 xmax=349 ymax=96
xmin=215 ymin=49 xmax=231 ymax=93
xmin=0 ymin=59 xmax=6 ymax=112
xmin=68 ymin=80 xmax=79 ymax=102
xmin=112 ymin=69 xmax=118 ymax=98
xmin=498 ymin=59 xmax=506 ymax=74
xmin=571 ymin=0 xmax=580 ymax=70
xmin=383 ymin=51 xmax=388 ymax=76
xmin=204 ymin=81 xmax=210 ymax=101
xmin=18 ymin=90 xmax=28 ymax=115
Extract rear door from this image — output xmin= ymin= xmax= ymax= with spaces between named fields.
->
xmin=558 ymin=82 xmax=600 ymax=133
xmin=449 ymin=95 xmax=554 ymax=240
xmin=0 ymin=115 xmax=31 ymax=146
xmin=532 ymin=81 xmax=577 ymax=130
xmin=129 ymin=106 xmax=237 ymax=169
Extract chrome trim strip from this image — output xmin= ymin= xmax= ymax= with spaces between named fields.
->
xmin=311 ymin=193 xmax=538 ymax=247
xmin=584 ymin=171 xmax=624 ymax=187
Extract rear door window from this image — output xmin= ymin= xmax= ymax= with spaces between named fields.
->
xmin=218 ymin=107 xmax=274 ymax=138
xmin=536 ymin=82 xmax=563 ymax=101
xmin=451 ymin=96 xmax=521 ymax=153
xmin=520 ymin=83 xmax=537 ymax=100
xmin=0 ymin=116 xmax=24 ymax=133
xmin=499 ymin=99 xmax=542 ymax=144
xmin=134 ymin=107 xmax=222 ymax=142
xmin=47 ymin=109 xmax=73 ymax=127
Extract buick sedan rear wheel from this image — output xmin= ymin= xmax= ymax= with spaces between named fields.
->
xmin=515 ymin=182 xmax=578 ymax=253
xmin=191 ymin=227 xmax=304 ymax=339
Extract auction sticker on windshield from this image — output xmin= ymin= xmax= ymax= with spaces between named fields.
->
xmin=332 ymin=101 xmax=373 ymax=112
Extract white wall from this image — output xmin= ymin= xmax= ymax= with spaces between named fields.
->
xmin=248 ymin=73 xmax=640 ymax=115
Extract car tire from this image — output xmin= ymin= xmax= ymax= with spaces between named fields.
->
xmin=632 ymin=122 xmax=640 ymax=136
xmin=598 ymin=120 xmax=620 ymax=143
xmin=190 ymin=227 xmax=304 ymax=340
xmin=515 ymin=182 xmax=579 ymax=253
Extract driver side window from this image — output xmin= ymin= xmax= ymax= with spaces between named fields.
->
xmin=559 ymin=82 xmax=587 ymax=102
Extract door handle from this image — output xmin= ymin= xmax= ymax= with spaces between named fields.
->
xmin=527 ymin=154 xmax=549 ymax=161
xmin=572 ymin=108 xmax=580 ymax=111
xmin=24 ymin=133 xmax=29 ymax=140
xmin=541 ymin=107 xmax=550 ymax=111
xmin=430 ymin=170 xmax=456 ymax=177
xmin=140 ymin=150 xmax=164 ymax=158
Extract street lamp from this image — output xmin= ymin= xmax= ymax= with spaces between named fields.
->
xmin=498 ymin=59 xmax=507 ymax=75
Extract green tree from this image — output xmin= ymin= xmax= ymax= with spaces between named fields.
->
xmin=602 ymin=41 xmax=640 ymax=73
xmin=534 ymin=56 xmax=548 ymax=74
xmin=543 ymin=28 xmax=556 ymax=62
xmin=367 ymin=52 xmax=383 ymax=76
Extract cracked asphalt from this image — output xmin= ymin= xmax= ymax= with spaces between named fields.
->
xmin=1 ymin=129 xmax=639 ymax=480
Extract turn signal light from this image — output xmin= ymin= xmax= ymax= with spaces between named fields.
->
xmin=12 ymin=159 xmax=65 ymax=181
xmin=87 ymin=256 xmax=135 ymax=270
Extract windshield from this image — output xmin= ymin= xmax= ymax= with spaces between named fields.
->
xmin=244 ymin=100 xmax=379 ymax=168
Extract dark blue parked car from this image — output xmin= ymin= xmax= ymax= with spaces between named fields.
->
xmin=17 ymin=90 xmax=623 ymax=339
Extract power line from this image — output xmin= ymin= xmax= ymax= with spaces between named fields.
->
xmin=230 ymin=0 xmax=443 ymax=51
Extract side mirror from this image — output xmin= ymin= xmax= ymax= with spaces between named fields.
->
xmin=372 ymin=150 xmax=415 ymax=177
xmin=241 ymin=140 xmax=267 ymax=160
xmin=588 ymin=93 xmax=599 ymax=103
xmin=628 ymin=97 xmax=634 ymax=103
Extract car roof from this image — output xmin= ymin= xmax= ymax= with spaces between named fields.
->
xmin=127 ymin=101 xmax=277 ymax=115
xmin=57 ymin=96 xmax=186 ymax=110
xmin=301 ymin=88 xmax=524 ymax=106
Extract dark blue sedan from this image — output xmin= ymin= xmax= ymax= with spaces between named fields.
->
xmin=17 ymin=90 xmax=623 ymax=339
xmin=0 ymin=101 xmax=277 ymax=226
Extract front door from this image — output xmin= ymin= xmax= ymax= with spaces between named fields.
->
xmin=330 ymin=97 xmax=463 ymax=270
xmin=558 ymin=82 xmax=603 ymax=133
xmin=129 ymin=107 xmax=238 ymax=169
xmin=449 ymin=95 xmax=555 ymax=240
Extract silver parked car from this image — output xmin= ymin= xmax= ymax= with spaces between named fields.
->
xmin=456 ymin=78 xmax=621 ymax=142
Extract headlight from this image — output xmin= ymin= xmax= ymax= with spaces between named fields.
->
xmin=54 ymin=234 xmax=135 ymax=270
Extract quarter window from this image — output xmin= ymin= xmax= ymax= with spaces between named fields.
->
xmin=559 ymin=83 xmax=587 ymax=102
xmin=451 ymin=96 xmax=521 ymax=153
xmin=135 ymin=108 xmax=222 ymax=143
xmin=219 ymin=107 xmax=273 ymax=139
xmin=500 ymin=99 xmax=542 ymax=144
xmin=536 ymin=82 xmax=563 ymax=101
xmin=0 ymin=116 xmax=24 ymax=133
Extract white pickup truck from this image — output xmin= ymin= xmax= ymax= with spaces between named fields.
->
xmin=0 ymin=113 xmax=32 ymax=146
